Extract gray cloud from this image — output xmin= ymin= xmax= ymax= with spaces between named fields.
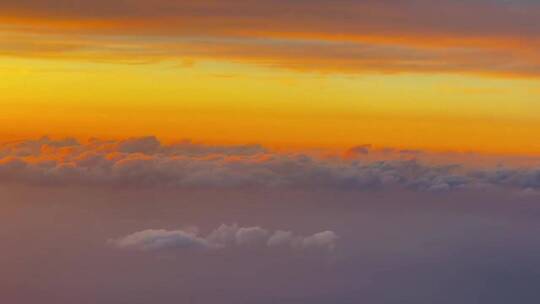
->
xmin=113 ymin=136 xmax=267 ymax=156
xmin=3 ymin=0 xmax=540 ymax=39
xmin=0 ymin=136 xmax=80 ymax=157
xmin=346 ymin=144 xmax=372 ymax=156
xmin=2 ymin=137 xmax=540 ymax=193
xmin=117 ymin=136 xmax=161 ymax=154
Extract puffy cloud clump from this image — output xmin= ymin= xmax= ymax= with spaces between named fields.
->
xmin=112 ymin=224 xmax=338 ymax=253
xmin=267 ymin=230 xmax=339 ymax=251
xmin=112 ymin=229 xmax=210 ymax=251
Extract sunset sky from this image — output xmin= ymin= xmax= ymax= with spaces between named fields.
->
xmin=4 ymin=2 xmax=540 ymax=304
xmin=2 ymin=0 xmax=540 ymax=154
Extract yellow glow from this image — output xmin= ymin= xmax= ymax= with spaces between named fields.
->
xmin=2 ymin=56 xmax=540 ymax=154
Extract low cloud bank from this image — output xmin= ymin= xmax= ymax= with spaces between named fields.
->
xmin=1 ymin=136 xmax=540 ymax=193
xmin=112 ymin=224 xmax=338 ymax=253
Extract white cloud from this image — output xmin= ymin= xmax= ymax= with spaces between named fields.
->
xmin=112 ymin=224 xmax=338 ymax=253
xmin=266 ymin=230 xmax=339 ymax=251
xmin=301 ymin=231 xmax=339 ymax=251
xmin=267 ymin=230 xmax=295 ymax=247
xmin=235 ymin=226 xmax=269 ymax=245
xmin=112 ymin=229 xmax=210 ymax=251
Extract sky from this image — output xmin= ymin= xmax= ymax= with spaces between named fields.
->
xmin=2 ymin=136 xmax=540 ymax=303
xmin=2 ymin=0 xmax=540 ymax=153
xmin=3 ymin=1 xmax=540 ymax=303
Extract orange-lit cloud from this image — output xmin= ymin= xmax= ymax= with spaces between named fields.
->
xmin=1 ymin=30 xmax=540 ymax=77
xmin=1 ymin=0 xmax=540 ymax=77
xmin=2 ymin=136 xmax=540 ymax=193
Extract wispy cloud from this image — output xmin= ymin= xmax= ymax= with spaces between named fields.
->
xmin=1 ymin=0 xmax=540 ymax=77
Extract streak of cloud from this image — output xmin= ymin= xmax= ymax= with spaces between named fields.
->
xmin=1 ymin=0 xmax=540 ymax=77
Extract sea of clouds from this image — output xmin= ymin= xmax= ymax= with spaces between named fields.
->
xmin=1 ymin=136 xmax=540 ymax=195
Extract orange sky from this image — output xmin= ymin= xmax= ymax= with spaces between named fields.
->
xmin=2 ymin=0 xmax=540 ymax=155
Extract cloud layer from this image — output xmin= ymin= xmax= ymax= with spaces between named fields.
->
xmin=112 ymin=224 xmax=338 ymax=253
xmin=1 ymin=136 xmax=540 ymax=194
xmin=1 ymin=0 xmax=540 ymax=77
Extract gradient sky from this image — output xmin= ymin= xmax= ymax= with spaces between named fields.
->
xmin=5 ymin=3 xmax=540 ymax=303
xmin=2 ymin=0 xmax=540 ymax=153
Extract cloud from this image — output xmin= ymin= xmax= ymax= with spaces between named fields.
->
xmin=266 ymin=230 xmax=339 ymax=251
xmin=117 ymin=136 xmax=161 ymax=154
xmin=102 ymin=136 xmax=265 ymax=157
xmin=2 ymin=30 xmax=540 ymax=77
xmin=166 ymin=139 xmax=267 ymax=157
xmin=267 ymin=230 xmax=295 ymax=247
xmin=112 ymin=224 xmax=338 ymax=253
xmin=2 ymin=0 xmax=539 ymax=41
xmin=206 ymin=224 xmax=270 ymax=247
xmin=2 ymin=137 xmax=540 ymax=193
xmin=301 ymin=231 xmax=339 ymax=251
xmin=345 ymin=145 xmax=372 ymax=156
xmin=1 ymin=1 xmax=540 ymax=77
xmin=0 ymin=136 xmax=80 ymax=157
xmin=112 ymin=229 xmax=210 ymax=251
xmin=235 ymin=226 xmax=270 ymax=245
